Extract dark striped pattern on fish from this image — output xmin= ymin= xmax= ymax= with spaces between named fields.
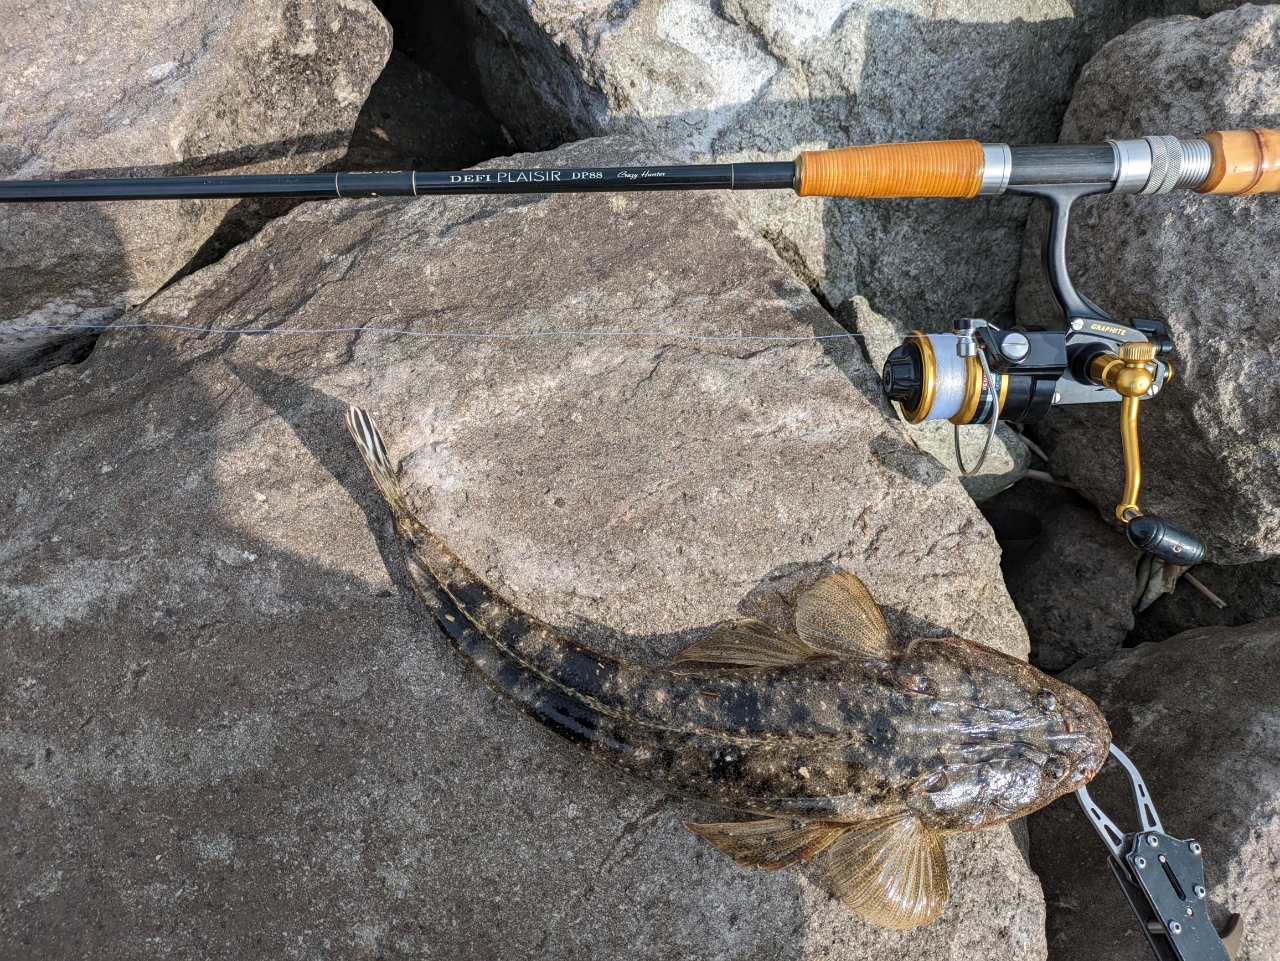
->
xmin=345 ymin=406 xmax=1110 ymax=929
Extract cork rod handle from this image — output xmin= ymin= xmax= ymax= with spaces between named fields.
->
xmin=795 ymin=140 xmax=986 ymax=199
xmin=1198 ymin=128 xmax=1280 ymax=195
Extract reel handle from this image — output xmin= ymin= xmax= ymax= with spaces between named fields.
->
xmin=1092 ymin=342 xmax=1206 ymax=565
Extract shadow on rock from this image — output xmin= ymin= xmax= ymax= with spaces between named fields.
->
xmin=227 ymin=359 xmax=411 ymax=590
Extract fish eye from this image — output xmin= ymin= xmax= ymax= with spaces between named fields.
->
xmin=1044 ymin=757 xmax=1066 ymax=781
xmin=908 ymin=673 xmax=936 ymax=696
xmin=1035 ymin=690 xmax=1057 ymax=712
xmin=921 ymin=770 xmax=949 ymax=793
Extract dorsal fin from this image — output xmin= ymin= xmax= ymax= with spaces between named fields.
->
xmin=672 ymin=618 xmax=830 ymax=668
xmin=824 ymin=812 xmax=949 ymax=929
xmin=683 ymin=817 xmax=848 ymax=870
xmin=795 ymin=570 xmax=896 ymax=660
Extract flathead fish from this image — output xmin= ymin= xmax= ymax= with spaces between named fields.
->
xmin=345 ymin=406 xmax=1110 ymax=929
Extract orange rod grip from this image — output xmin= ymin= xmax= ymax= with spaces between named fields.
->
xmin=1198 ymin=128 xmax=1280 ymax=195
xmin=795 ymin=140 xmax=985 ymax=199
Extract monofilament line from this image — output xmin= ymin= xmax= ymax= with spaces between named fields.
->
xmin=9 ymin=322 xmax=867 ymax=343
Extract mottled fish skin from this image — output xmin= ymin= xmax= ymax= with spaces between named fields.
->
xmin=345 ymin=406 xmax=1110 ymax=836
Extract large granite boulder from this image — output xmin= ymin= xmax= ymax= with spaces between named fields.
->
xmin=1029 ymin=619 xmax=1280 ymax=960
xmin=1015 ymin=6 xmax=1280 ymax=564
xmin=0 ymin=136 xmax=1047 ymax=959
xmin=0 ymin=0 xmax=392 ymax=383
xmin=454 ymin=0 xmax=1193 ymax=333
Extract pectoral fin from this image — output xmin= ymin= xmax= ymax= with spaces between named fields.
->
xmin=672 ymin=619 xmax=829 ymax=667
xmin=824 ymin=813 xmax=948 ymax=929
xmin=683 ymin=817 xmax=848 ymax=871
xmin=796 ymin=570 xmax=896 ymax=660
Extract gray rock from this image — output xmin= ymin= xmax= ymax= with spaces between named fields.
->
xmin=1028 ymin=619 xmax=1280 ymax=961
xmin=342 ymin=50 xmax=508 ymax=172
xmin=1015 ymin=6 xmax=1280 ymax=564
xmin=0 ymin=0 xmax=392 ymax=383
xmin=0 ymin=136 xmax=1043 ymax=959
xmin=455 ymin=0 xmax=1194 ymax=330
xmin=907 ymin=421 xmax=1030 ymax=503
xmin=1002 ymin=506 xmax=1141 ymax=673
xmin=174 ymin=50 xmax=512 ymax=294
xmin=843 ymin=296 xmax=1030 ymax=502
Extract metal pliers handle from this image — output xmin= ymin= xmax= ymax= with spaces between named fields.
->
xmin=1076 ymin=745 xmax=1242 ymax=961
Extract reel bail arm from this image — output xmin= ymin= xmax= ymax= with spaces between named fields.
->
xmin=1076 ymin=745 xmax=1242 ymax=961
xmin=951 ymin=318 xmax=1000 ymax=477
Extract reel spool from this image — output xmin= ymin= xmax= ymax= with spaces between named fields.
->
xmin=883 ymin=320 xmax=1065 ymax=428
xmin=882 ymin=330 xmax=1006 ymax=427
xmin=883 ymin=323 xmax=1007 ymax=476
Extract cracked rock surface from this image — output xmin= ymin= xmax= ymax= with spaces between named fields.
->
xmin=1002 ymin=505 xmax=1141 ymax=674
xmin=0 ymin=0 xmax=392 ymax=383
xmin=0 ymin=135 xmax=1043 ymax=959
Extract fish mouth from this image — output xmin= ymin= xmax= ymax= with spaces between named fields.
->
xmin=1051 ymin=684 xmax=1112 ymax=789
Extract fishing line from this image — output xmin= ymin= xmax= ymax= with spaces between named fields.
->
xmin=8 ymin=321 xmax=868 ymax=344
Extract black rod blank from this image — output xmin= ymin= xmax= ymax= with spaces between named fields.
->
xmin=0 ymin=162 xmax=798 ymax=203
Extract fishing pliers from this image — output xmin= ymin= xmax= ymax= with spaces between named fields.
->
xmin=1076 ymin=745 xmax=1243 ymax=961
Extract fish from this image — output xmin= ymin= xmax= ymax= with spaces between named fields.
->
xmin=344 ymin=405 xmax=1111 ymax=929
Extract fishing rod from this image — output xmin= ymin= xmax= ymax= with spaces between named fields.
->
xmin=2 ymin=129 xmax=1275 ymax=201
xmin=7 ymin=128 xmax=1277 ymax=570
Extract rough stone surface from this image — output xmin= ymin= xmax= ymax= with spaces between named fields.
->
xmin=455 ymin=0 xmax=1194 ymax=331
xmin=172 ymin=48 xmax=513 ymax=297
xmin=844 ymin=296 xmax=1029 ymax=502
xmin=0 ymin=0 xmax=393 ymax=383
xmin=1015 ymin=6 xmax=1280 ymax=564
xmin=908 ymin=421 xmax=1030 ymax=503
xmin=342 ymin=50 xmax=509 ymax=172
xmin=1029 ymin=619 xmax=1280 ymax=961
xmin=1002 ymin=506 xmax=1141 ymax=673
xmin=0 ymin=136 xmax=1043 ymax=959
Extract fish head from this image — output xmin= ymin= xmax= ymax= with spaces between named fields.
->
xmin=900 ymin=637 xmax=1111 ymax=831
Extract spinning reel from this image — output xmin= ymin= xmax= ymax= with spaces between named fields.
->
xmin=881 ymin=152 xmax=1211 ymax=567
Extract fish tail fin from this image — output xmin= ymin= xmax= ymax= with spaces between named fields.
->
xmin=345 ymin=405 xmax=412 ymax=518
